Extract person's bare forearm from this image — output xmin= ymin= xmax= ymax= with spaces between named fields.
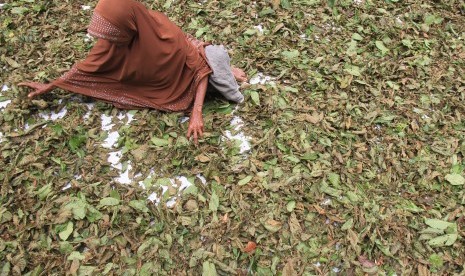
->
xmin=187 ymin=76 xmax=209 ymax=144
xmin=192 ymin=76 xmax=208 ymax=116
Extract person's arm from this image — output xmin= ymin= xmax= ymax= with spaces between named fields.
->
xmin=18 ymin=82 xmax=55 ymax=99
xmin=187 ymin=76 xmax=208 ymax=144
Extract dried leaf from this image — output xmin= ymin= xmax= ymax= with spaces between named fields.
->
xmin=444 ymin=174 xmax=465 ymax=185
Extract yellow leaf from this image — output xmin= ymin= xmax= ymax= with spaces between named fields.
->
xmin=195 ymin=154 xmax=210 ymax=163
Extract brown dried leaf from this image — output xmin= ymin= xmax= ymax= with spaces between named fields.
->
xmin=358 ymin=255 xmax=376 ymax=268
xmin=282 ymin=259 xmax=297 ymax=276
xmin=195 ymin=154 xmax=210 ymax=163
xmin=289 ymin=213 xmax=302 ymax=235
xmin=417 ymin=264 xmax=431 ymax=276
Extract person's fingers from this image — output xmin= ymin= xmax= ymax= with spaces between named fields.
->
xmin=28 ymin=88 xmax=47 ymax=98
xmin=18 ymin=82 xmax=36 ymax=88
xmin=187 ymin=127 xmax=192 ymax=138
xmin=193 ymin=130 xmax=198 ymax=145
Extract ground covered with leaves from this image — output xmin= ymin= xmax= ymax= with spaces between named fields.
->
xmin=1 ymin=0 xmax=465 ymax=275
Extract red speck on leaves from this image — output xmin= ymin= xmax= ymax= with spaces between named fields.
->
xmin=243 ymin=241 xmax=257 ymax=253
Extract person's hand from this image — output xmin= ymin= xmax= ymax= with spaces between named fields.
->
xmin=231 ymin=67 xmax=248 ymax=83
xmin=18 ymin=82 xmax=54 ymax=99
xmin=187 ymin=111 xmax=204 ymax=145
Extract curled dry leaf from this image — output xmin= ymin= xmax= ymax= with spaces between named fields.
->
xmin=358 ymin=255 xmax=376 ymax=268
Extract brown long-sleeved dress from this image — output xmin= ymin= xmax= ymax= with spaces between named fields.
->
xmin=53 ymin=0 xmax=211 ymax=111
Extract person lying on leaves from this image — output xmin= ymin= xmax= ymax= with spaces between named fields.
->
xmin=20 ymin=0 xmax=247 ymax=144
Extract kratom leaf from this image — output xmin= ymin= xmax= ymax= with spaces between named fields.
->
xmin=209 ymin=191 xmax=219 ymax=212
xmin=59 ymin=221 xmax=73 ymax=241
xmin=202 ymin=261 xmax=217 ymax=276
xmin=444 ymin=174 xmax=465 ymax=185
xmin=151 ymin=137 xmax=169 ymax=147
xmin=238 ymin=175 xmax=253 ymax=186
xmin=375 ymin=41 xmax=389 ymax=55
xmin=425 ymin=219 xmax=455 ymax=230
xmin=129 ymin=200 xmax=149 ymax=213
xmin=99 ymin=197 xmax=120 ymax=206
xmin=428 ymin=234 xmax=458 ymax=247
xmin=250 ymin=91 xmax=260 ymax=106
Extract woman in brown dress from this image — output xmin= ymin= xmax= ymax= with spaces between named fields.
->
xmin=19 ymin=0 xmax=247 ymax=144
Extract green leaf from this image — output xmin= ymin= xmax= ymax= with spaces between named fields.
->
xmin=445 ymin=174 xmax=465 ymax=185
xmin=59 ymin=221 xmax=73 ymax=241
xmin=99 ymin=197 xmax=120 ymax=206
xmin=280 ymin=0 xmax=291 ymax=9
xmin=68 ymin=134 xmax=86 ymax=152
xmin=424 ymin=219 xmax=455 ymax=230
xmin=137 ymin=237 xmax=163 ymax=255
xmin=327 ymin=0 xmax=336 ymax=9
xmin=243 ymin=28 xmax=257 ymax=36
xmin=375 ymin=41 xmax=389 ymax=55
xmin=341 ymin=218 xmax=354 ymax=230
xmin=258 ymin=8 xmax=275 ymax=17
xmin=71 ymin=203 xmax=86 ymax=220
xmin=102 ymin=263 xmax=114 ymax=274
xmin=346 ymin=40 xmax=358 ymax=57
xmin=285 ymin=155 xmax=300 ymax=163
xmin=78 ymin=266 xmax=96 ymax=275
xmin=344 ymin=64 xmax=361 ymax=77
xmin=67 ymin=251 xmax=85 ymax=261
xmin=209 ymin=191 xmax=219 ymax=212
xmin=328 ymin=173 xmax=341 ymax=187
xmin=352 ymin=33 xmax=363 ymax=41
xmin=86 ymin=205 xmax=103 ymax=222
xmin=238 ymin=175 xmax=253 ymax=186
xmin=319 ymin=180 xmax=342 ymax=197
xmin=140 ymin=262 xmax=156 ymax=275
xmin=402 ymin=39 xmax=413 ymax=48
xmin=51 ymin=124 xmax=63 ymax=136
xmin=11 ymin=7 xmax=29 ymax=14
xmin=163 ymin=0 xmax=173 ymax=9
xmin=36 ymin=184 xmax=53 ymax=201
xmin=183 ymin=185 xmax=199 ymax=196
xmin=346 ymin=191 xmax=360 ymax=203
xmin=424 ymin=14 xmax=443 ymax=25
xmin=286 ymin=201 xmax=296 ymax=212
xmin=151 ymin=137 xmax=170 ymax=147
xmin=59 ymin=241 xmax=73 ymax=254
xmin=202 ymin=261 xmax=217 ymax=276
xmin=281 ymin=49 xmax=300 ymax=60
xmin=129 ymin=200 xmax=149 ymax=213
xmin=301 ymin=152 xmax=318 ymax=161
xmin=428 ymin=234 xmax=458 ymax=247
xmin=386 ymin=81 xmax=399 ymax=90
xmin=195 ymin=26 xmax=209 ymax=38
xmin=398 ymin=200 xmax=423 ymax=213
xmin=429 ymin=254 xmax=444 ymax=270
xmin=250 ymin=91 xmax=260 ymax=106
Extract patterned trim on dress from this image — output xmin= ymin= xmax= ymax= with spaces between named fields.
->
xmin=87 ymin=12 xmax=124 ymax=42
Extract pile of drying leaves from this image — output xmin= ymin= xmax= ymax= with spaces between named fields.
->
xmin=1 ymin=0 xmax=465 ymax=275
